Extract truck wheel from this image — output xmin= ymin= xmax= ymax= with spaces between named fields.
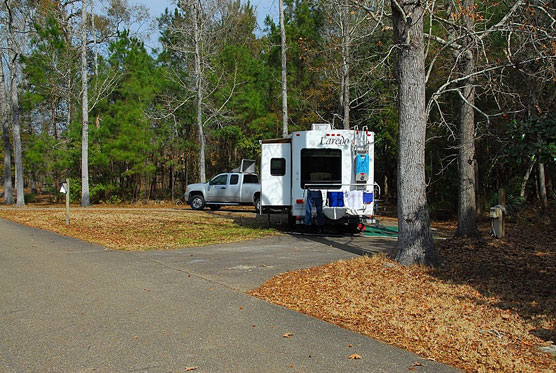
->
xmin=209 ymin=205 xmax=221 ymax=211
xmin=190 ymin=195 xmax=205 ymax=210
xmin=254 ymin=197 xmax=261 ymax=214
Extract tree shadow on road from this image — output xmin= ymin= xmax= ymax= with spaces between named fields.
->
xmin=294 ymin=234 xmax=396 ymax=257
xmin=207 ymin=208 xmax=397 ymax=257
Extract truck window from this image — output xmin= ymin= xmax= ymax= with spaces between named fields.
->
xmin=271 ymin=158 xmax=286 ymax=176
xmin=210 ymin=174 xmax=228 ymax=186
xmin=301 ymin=149 xmax=342 ymax=189
xmin=243 ymin=174 xmax=259 ymax=184
xmin=230 ymin=174 xmax=239 ymax=185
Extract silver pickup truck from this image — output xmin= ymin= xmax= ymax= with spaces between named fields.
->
xmin=185 ymin=172 xmax=261 ymax=212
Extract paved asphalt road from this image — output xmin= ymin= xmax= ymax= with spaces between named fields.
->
xmin=0 ymin=218 xmax=456 ymax=372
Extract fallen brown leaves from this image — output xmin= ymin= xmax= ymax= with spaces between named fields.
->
xmin=409 ymin=361 xmax=424 ymax=370
xmin=0 ymin=207 xmax=278 ymax=250
xmin=250 ymin=213 xmax=556 ymax=372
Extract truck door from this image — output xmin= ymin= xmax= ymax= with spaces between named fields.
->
xmin=261 ymin=143 xmax=291 ymax=207
xmin=206 ymin=173 xmax=229 ymax=202
xmin=226 ymin=173 xmax=240 ymax=202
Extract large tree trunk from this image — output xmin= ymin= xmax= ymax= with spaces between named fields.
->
xmin=65 ymin=74 xmax=72 ymax=133
xmin=279 ymin=0 xmax=288 ymax=137
xmin=91 ymin=0 xmax=98 ymax=82
xmin=341 ymin=0 xmax=350 ymax=130
xmin=391 ymin=0 xmax=438 ymax=266
xmin=455 ymin=0 xmax=479 ymax=238
xmin=2 ymin=115 xmax=13 ymax=205
xmin=65 ymin=22 xmax=73 ymax=135
xmin=8 ymin=48 xmax=24 ymax=207
xmin=171 ymin=164 xmax=175 ymax=203
xmin=11 ymin=70 xmax=24 ymax=207
xmin=1 ymin=58 xmax=14 ymax=205
xmin=81 ymin=0 xmax=91 ymax=206
xmin=5 ymin=0 xmax=24 ymax=207
xmin=193 ymin=0 xmax=206 ymax=183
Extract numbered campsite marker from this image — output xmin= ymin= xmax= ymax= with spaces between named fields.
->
xmin=61 ymin=180 xmax=70 ymax=225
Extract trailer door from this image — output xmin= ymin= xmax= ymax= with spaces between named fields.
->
xmin=261 ymin=143 xmax=291 ymax=207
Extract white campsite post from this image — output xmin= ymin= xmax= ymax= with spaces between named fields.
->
xmin=60 ymin=179 xmax=70 ymax=225
xmin=66 ymin=179 xmax=70 ymax=225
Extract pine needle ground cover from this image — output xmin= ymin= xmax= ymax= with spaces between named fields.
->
xmin=0 ymin=207 xmax=278 ymax=250
xmin=250 ymin=215 xmax=556 ymax=372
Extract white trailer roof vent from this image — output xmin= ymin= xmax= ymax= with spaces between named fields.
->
xmin=311 ymin=123 xmax=331 ymax=131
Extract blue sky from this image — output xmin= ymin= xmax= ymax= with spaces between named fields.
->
xmin=136 ymin=0 xmax=277 ymax=21
xmin=135 ymin=0 xmax=278 ymax=44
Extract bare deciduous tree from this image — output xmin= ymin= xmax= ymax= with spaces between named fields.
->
xmin=391 ymin=0 xmax=439 ymax=266
xmin=423 ymin=0 xmax=555 ymax=232
xmin=449 ymin=0 xmax=479 ymax=238
xmin=321 ymin=0 xmax=389 ymax=129
xmin=279 ymin=0 xmax=288 ymax=136
xmin=0 ymin=55 xmax=13 ymax=204
xmin=4 ymin=0 xmax=25 ymax=207
xmin=164 ymin=0 xmax=241 ymax=183
xmin=81 ymin=0 xmax=91 ymax=206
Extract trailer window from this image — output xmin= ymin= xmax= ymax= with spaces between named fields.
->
xmin=301 ymin=149 xmax=342 ymax=189
xmin=243 ymin=174 xmax=259 ymax=184
xmin=270 ymin=158 xmax=286 ymax=176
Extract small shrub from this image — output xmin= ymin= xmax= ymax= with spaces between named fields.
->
xmin=109 ymin=195 xmax=123 ymax=204
xmin=24 ymin=192 xmax=36 ymax=203
xmin=90 ymin=184 xmax=115 ymax=204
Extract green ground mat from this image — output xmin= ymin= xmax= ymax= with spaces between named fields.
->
xmin=362 ymin=224 xmax=398 ymax=237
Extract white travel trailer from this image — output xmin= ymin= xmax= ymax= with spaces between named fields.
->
xmin=260 ymin=123 xmax=378 ymax=229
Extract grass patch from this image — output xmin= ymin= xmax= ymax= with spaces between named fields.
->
xmin=0 ymin=206 xmax=278 ymax=250
xmin=250 ymin=212 xmax=556 ymax=372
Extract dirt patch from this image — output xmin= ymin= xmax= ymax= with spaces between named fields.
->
xmin=250 ymin=213 xmax=556 ymax=372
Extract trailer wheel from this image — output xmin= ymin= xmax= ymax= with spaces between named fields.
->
xmin=190 ymin=195 xmax=205 ymax=210
xmin=287 ymin=212 xmax=296 ymax=231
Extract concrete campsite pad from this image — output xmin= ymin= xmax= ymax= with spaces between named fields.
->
xmin=135 ymin=232 xmax=398 ymax=291
xmin=0 ymin=218 xmax=456 ymax=372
